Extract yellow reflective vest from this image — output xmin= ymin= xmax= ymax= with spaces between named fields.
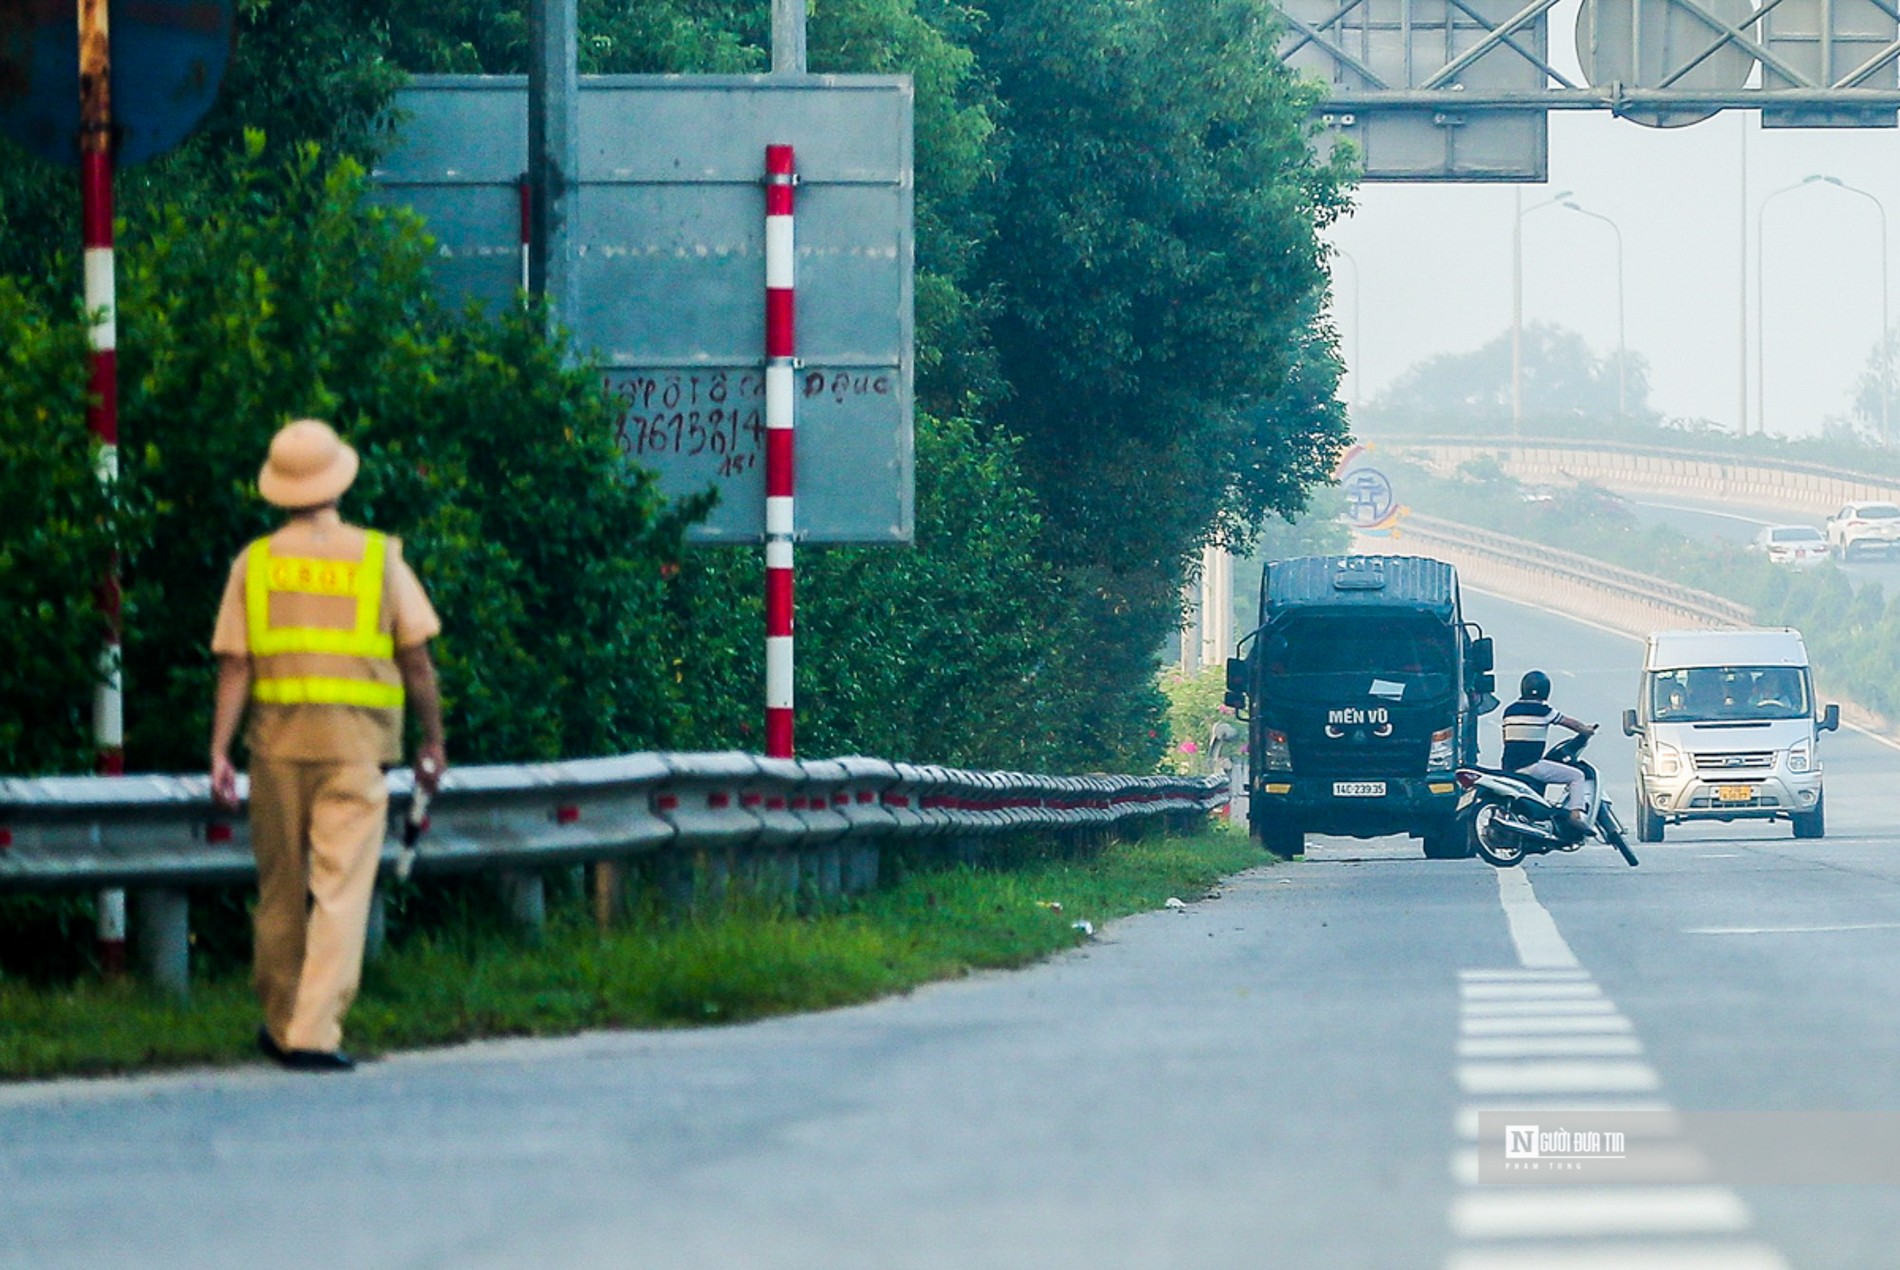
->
xmin=244 ymin=530 xmax=405 ymax=712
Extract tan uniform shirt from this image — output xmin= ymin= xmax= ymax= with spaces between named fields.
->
xmin=212 ymin=510 xmax=441 ymax=764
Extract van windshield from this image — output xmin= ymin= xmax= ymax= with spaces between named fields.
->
xmin=1263 ymin=613 xmax=1453 ymax=679
xmin=1648 ymin=665 xmax=1810 ymax=722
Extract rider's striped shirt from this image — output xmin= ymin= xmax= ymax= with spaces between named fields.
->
xmin=1501 ymin=699 xmax=1558 ymax=770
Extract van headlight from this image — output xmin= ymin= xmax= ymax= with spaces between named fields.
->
xmin=1651 ymin=743 xmax=1683 ymax=777
xmin=1786 ymin=742 xmax=1811 ymax=773
xmin=1428 ymin=727 xmax=1455 ymax=771
xmin=1264 ymin=728 xmax=1291 ymax=772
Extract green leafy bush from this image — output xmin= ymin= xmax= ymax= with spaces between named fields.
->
xmin=113 ymin=140 xmax=707 ymax=770
xmin=0 ymin=283 xmax=136 ymax=774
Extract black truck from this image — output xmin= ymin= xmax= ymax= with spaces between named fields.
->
xmin=1224 ymin=554 xmax=1498 ymax=859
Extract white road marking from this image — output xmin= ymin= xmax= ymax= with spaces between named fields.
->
xmin=1462 ymin=982 xmax=1606 ymax=1000
xmin=1498 ymin=868 xmax=1580 ymax=969
xmin=1627 ymin=499 xmax=1777 ymax=529
xmin=1459 ymin=583 xmax=1647 ymax=644
xmin=1450 ymin=1188 xmax=1752 ymax=1239
xmin=1459 ymin=1035 xmax=1644 ymax=1058
xmin=1450 ymin=1144 xmax=1714 ymax=1186
xmin=1446 ymin=1242 xmax=1788 ymax=1269
xmin=1459 ymin=1060 xmax=1662 ymax=1095
xmin=1464 ymin=999 xmax=1622 ymax=1017
xmin=1463 ymin=1015 xmax=1636 ymax=1036
xmin=1457 ymin=1103 xmax=1677 ymax=1140
xmin=1445 ymin=866 xmax=1785 ymax=1267
xmin=1683 ymin=922 xmax=1900 ymax=935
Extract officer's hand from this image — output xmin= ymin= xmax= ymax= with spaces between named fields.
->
xmin=1585 ymin=722 xmax=1601 ymax=735
xmin=415 ymin=743 xmax=448 ymax=796
xmin=210 ymin=753 xmax=240 ymax=809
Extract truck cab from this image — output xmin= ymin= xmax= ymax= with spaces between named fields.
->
xmin=1622 ymin=628 xmax=1840 ymax=841
xmin=1226 ymin=555 xmax=1497 ymax=859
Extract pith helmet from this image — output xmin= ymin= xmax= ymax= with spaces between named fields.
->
xmin=258 ymin=419 xmax=358 ymax=509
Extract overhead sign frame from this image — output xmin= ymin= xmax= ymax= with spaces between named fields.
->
xmin=1274 ymin=0 xmax=1900 ymax=181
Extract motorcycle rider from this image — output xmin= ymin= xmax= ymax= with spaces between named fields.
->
xmin=1501 ymin=670 xmax=1599 ymax=838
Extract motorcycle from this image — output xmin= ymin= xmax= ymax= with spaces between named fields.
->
xmin=1454 ymin=731 xmax=1639 ymax=868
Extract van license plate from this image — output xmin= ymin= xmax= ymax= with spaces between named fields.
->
xmin=1716 ymin=784 xmax=1754 ymax=802
xmin=1334 ymin=781 xmax=1386 ymax=797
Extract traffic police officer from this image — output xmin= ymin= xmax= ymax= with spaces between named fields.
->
xmin=209 ymin=419 xmax=446 ymax=1071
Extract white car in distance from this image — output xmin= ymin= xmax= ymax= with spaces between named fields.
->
xmin=1750 ymin=524 xmax=1829 ymax=567
xmin=1825 ymin=501 xmax=1900 ymax=559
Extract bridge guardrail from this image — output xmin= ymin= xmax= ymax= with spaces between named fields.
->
xmin=1380 ymin=435 xmax=1900 ymax=515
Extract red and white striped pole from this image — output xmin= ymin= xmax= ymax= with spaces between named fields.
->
xmin=79 ymin=0 xmax=126 ymax=973
xmin=763 ymin=144 xmax=797 ymax=759
xmin=517 ymin=173 xmax=532 ymax=293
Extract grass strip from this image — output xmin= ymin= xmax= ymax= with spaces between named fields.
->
xmin=0 ymin=825 xmax=1262 ymax=1081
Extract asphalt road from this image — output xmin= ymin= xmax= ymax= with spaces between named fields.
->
xmin=1622 ymin=493 xmax=1900 ymax=597
xmin=5 ymin=594 xmax=1900 ymax=1269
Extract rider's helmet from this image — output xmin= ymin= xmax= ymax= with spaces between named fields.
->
xmin=1520 ymin=669 xmax=1552 ymax=700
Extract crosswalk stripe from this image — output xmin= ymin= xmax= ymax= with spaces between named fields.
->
xmin=1459 ymin=1060 xmax=1661 ymax=1095
xmin=1450 ymin=1187 xmax=1751 ymax=1239
xmin=1463 ymin=983 xmax=1607 ymax=1000
xmin=1458 ymin=1103 xmax=1677 ymax=1140
xmin=1464 ymin=999 xmax=1621 ymax=1016
xmin=1463 ymin=1015 xmax=1635 ymax=1035
xmin=1445 ymin=1241 xmax=1788 ymax=1268
xmin=1459 ymin=1035 xmax=1644 ymax=1058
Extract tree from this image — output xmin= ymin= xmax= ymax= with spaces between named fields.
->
xmin=1364 ymin=322 xmax=1656 ymax=431
xmin=1850 ymin=330 xmax=1899 ymax=445
xmin=966 ymin=0 xmax=1354 ymax=761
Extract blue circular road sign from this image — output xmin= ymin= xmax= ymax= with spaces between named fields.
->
xmin=0 ymin=0 xmax=233 ymax=168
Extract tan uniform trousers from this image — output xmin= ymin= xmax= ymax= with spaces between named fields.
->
xmin=249 ymin=758 xmax=387 ymax=1053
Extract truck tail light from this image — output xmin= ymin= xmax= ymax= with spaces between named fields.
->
xmin=1263 ymin=728 xmax=1292 ymax=772
xmin=1428 ymin=727 xmax=1455 ymax=771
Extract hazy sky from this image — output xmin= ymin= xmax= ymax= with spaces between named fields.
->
xmin=1325 ymin=0 xmax=1900 ymax=439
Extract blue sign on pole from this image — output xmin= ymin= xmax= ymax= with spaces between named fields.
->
xmin=0 ymin=0 xmax=232 ymax=168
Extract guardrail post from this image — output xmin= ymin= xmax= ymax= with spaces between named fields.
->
xmin=843 ymin=839 xmax=881 ymax=893
xmin=499 ymin=870 xmax=546 ymax=940
xmin=132 ymin=888 xmax=189 ymax=999
xmin=590 ymin=860 xmax=624 ymax=931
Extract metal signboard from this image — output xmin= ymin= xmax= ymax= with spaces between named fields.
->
xmin=1277 ymin=0 xmax=1549 ymax=181
xmin=1762 ymin=0 xmax=1899 ymax=127
xmin=374 ymin=75 xmax=914 ymax=543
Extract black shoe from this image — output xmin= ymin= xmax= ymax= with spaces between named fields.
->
xmin=278 ymin=1048 xmax=356 ymax=1073
xmin=255 ymin=1027 xmax=287 ymax=1063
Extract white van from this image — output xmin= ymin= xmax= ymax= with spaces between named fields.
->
xmin=1622 ymin=629 xmax=1840 ymax=842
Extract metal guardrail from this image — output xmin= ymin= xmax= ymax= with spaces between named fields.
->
xmin=1379 ymin=435 xmax=1900 ymax=511
xmin=0 ymin=753 xmax=1228 ymax=892
xmin=1403 ymin=514 xmax=1754 ymax=629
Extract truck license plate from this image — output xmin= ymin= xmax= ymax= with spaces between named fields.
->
xmin=1333 ymin=781 xmax=1386 ymax=797
xmin=1716 ymin=784 xmax=1754 ymax=802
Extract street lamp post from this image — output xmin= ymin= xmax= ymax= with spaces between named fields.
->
xmin=1756 ymin=178 xmax=1811 ymax=437
xmin=1561 ymin=199 xmax=1626 ymax=420
xmin=1335 ymin=248 xmax=1362 ymax=418
xmin=1758 ymin=175 xmax=1891 ymax=440
xmin=1512 ymin=187 xmax=1573 ymax=435
xmin=1817 ymin=176 xmax=1890 ymax=443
